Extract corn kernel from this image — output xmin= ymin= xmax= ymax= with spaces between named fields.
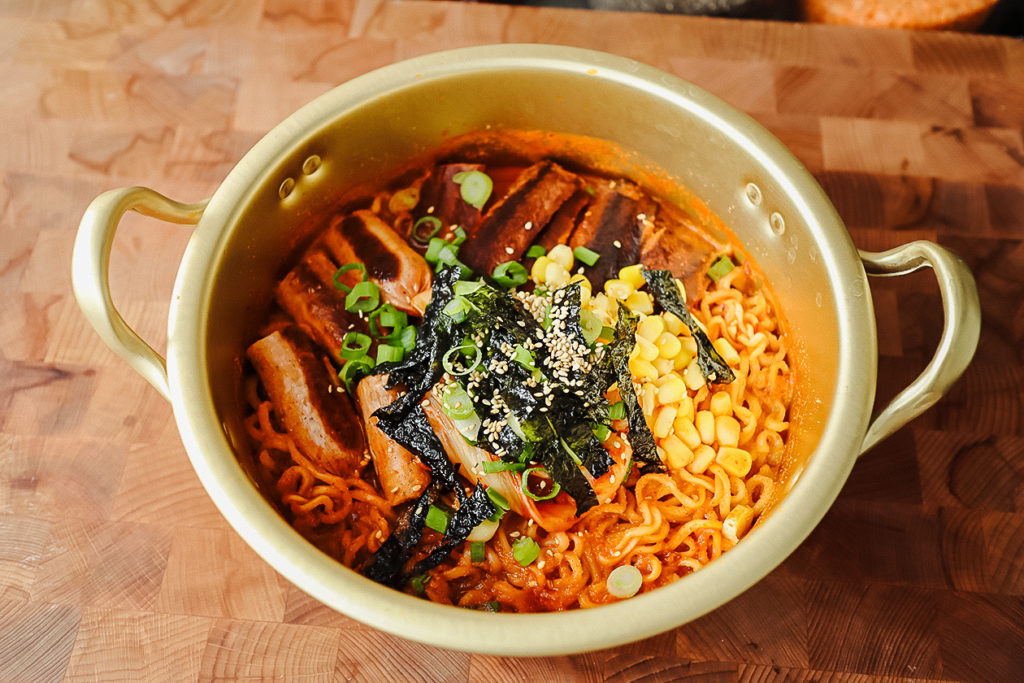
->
xmin=655 ymin=331 xmax=682 ymax=360
xmin=675 ymin=417 xmax=701 ymax=449
xmin=625 ymin=291 xmax=654 ymax=315
xmin=709 ymin=391 xmax=732 ymax=417
xmin=715 ymin=415 xmax=741 ymax=448
xmin=673 ymin=345 xmax=694 ymax=370
xmin=619 ymin=264 xmax=646 ymax=289
xmin=531 ymin=256 xmax=553 ymax=283
xmin=663 ymin=312 xmax=685 ymax=336
xmin=683 ymin=359 xmax=704 ymax=390
xmin=641 ymin=383 xmax=657 ymax=417
xmin=722 ymin=504 xmax=753 ymax=544
xmin=695 ymin=410 xmax=715 ymax=444
xmin=661 ymin=434 xmax=693 ymax=471
xmin=604 ymin=278 xmax=633 ymax=301
xmin=635 ymin=335 xmax=659 ymax=361
xmin=676 ymin=395 xmax=694 ymax=422
xmin=589 ymin=293 xmax=612 ymax=324
xmin=716 ymin=447 xmax=752 ymax=477
xmin=652 ymin=404 xmax=677 ymax=439
xmin=628 ymin=355 xmax=658 ymax=382
xmin=548 ymin=244 xmax=574 ymax=270
xmin=656 ymin=375 xmax=687 ymax=405
xmin=688 ymin=444 xmax=716 ymax=474
xmin=653 ymin=357 xmax=674 ymax=375
xmin=713 ymin=337 xmax=740 ymax=366
xmin=636 ymin=315 xmax=665 ymax=342
xmin=547 ymin=261 xmax=571 ymax=288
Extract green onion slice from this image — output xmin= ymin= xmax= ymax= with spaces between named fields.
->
xmin=521 ymin=466 xmax=562 ymax=501
xmin=608 ymin=401 xmax=626 ymax=421
xmin=441 ymin=383 xmax=476 ymax=420
xmin=483 ymin=600 xmax=501 ymax=612
xmin=580 ymin=309 xmax=602 ymax=345
xmin=511 ymin=537 xmax=540 ymax=566
xmin=707 ymin=255 xmax=736 ymax=283
xmin=486 ymin=487 xmax=510 ymax=512
xmin=592 ymin=423 xmax=612 ymax=442
xmin=340 ymin=331 xmax=371 ymax=360
xmin=442 ymin=344 xmax=481 ymax=376
xmin=482 ymin=460 xmax=527 ymax=474
xmin=375 ymin=343 xmax=404 ymax=364
xmin=525 ymin=244 xmax=547 ymax=259
xmin=451 ymin=225 xmax=467 ymax=246
xmin=442 ymin=296 xmax=472 ymax=323
xmin=424 ymin=236 xmax=449 ymax=265
xmin=454 ymin=279 xmax=484 ymax=297
xmin=398 ymin=325 xmax=416 ymax=352
xmin=425 ymin=505 xmax=450 ymax=534
xmin=412 ymin=216 xmax=443 ymax=244
xmin=368 ymin=303 xmax=407 ymax=339
xmin=470 ymin=541 xmax=485 ymax=563
xmin=331 ymin=262 xmax=367 ymax=293
xmin=453 ymin=170 xmax=493 ymax=210
xmin=345 ymin=280 xmax=380 ymax=313
xmin=606 ymin=564 xmax=643 ymax=598
xmin=410 ymin=573 xmax=430 ymax=595
xmin=339 ymin=356 xmax=374 ymax=393
xmin=492 ymin=260 xmax=529 ymax=289
xmin=573 ymin=246 xmax=601 ymax=267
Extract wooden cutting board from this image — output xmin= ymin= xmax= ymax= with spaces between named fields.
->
xmin=1 ymin=1 xmax=1022 ymax=680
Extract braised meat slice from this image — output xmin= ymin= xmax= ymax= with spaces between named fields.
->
xmin=639 ymin=197 xmax=727 ymax=305
xmin=322 ymin=209 xmax=432 ymax=315
xmin=356 ymin=374 xmax=431 ymax=506
xmin=568 ymin=179 xmax=654 ymax=285
xmin=276 ymin=248 xmax=360 ymax=363
xmin=416 ymin=163 xmax=485 ymax=236
xmin=459 ymin=161 xmax=582 ymax=274
xmin=247 ymin=326 xmax=365 ymax=475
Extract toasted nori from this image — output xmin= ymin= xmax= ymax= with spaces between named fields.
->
xmin=610 ymin=303 xmax=662 ymax=471
xmin=408 ymin=483 xmax=495 ymax=577
xmin=642 ymin=268 xmax=736 ymax=385
xmin=364 ymin=485 xmax=438 ymax=586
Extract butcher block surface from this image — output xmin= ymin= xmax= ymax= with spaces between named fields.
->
xmin=2 ymin=0 xmax=1023 ymax=680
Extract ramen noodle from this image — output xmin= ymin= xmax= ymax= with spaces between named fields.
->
xmin=242 ymin=132 xmax=794 ymax=612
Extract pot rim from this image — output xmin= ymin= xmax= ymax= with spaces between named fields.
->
xmin=165 ymin=44 xmax=875 ymax=655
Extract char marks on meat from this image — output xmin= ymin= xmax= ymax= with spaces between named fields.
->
xmin=459 ymin=160 xmax=582 ymax=273
xmin=639 ymin=197 xmax=726 ymax=305
xmin=247 ymin=326 xmax=365 ymax=475
xmin=416 ymin=163 xmax=485 ymax=236
xmin=568 ymin=180 xmax=653 ymax=285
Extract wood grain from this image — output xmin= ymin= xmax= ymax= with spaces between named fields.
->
xmin=1 ymin=0 xmax=1023 ymax=681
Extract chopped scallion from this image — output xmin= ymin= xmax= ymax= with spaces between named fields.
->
xmin=521 ymin=466 xmax=561 ymax=501
xmin=608 ymin=401 xmax=626 ymax=421
xmin=492 ymin=261 xmax=529 ymax=289
xmin=525 ymin=244 xmax=547 ymax=259
xmin=375 ymin=343 xmax=404 ymax=364
xmin=580 ymin=309 xmax=602 ymax=345
xmin=707 ymin=255 xmax=736 ymax=283
xmin=511 ymin=537 xmax=540 ymax=566
xmin=442 ymin=296 xmax=472 ymax=323
xmin=410 ymin=573 xmax=430 ymax=595
xmin=441 ymin=383 xmax=477 ymax=420
xmin=593 ymin=423 xmax=612 ymax=442
xmin=470 ymin=541 xmax=485 ymax=563
xmin=368 ymin=303 xmax=407 ymax=339
xmin=454 ymin=279 xmax=484 ymax=297
xmin=425 ymin=505 xmax=450 ymax=534
xmin=338 ymin=356 xmax=374 ymax=393
xmin=486 ymin=487 xmax=510 ymax=511
xmin=482 ymin=460 xmax=527 ymax=474
xmin=345 ymin=280 xmax=380 ymax=313
xmin=451 ymin=225 xmax=467 ymax=246
xmin=412 ymin=216 xmax=443 ymax=244
xmin=398 ymin=325 xmax=416 ymax=352
xmin=453 ymin=170 xmax=493 ymax=210
xmin=331 ymin=262 xmax=367 ymax=293
xmin=339 ymin=331 xmax=371 ymax=360
xmin=424 ymin=237 xmax=449 ymax=265
xmin=573 ymin=246 xmax=601 ymax=267
xmin=442 ymin=344 xmax=481 ymax=376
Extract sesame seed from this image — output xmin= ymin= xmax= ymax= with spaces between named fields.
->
xmin=510 ymin=531 xmax=520 ymax=538
xmin=524 ymin=221 xmax=533 ymax=230
xmin=613 ymin=240 xmax=622 ymax=248
xmin=505 ymin=247 xmax=514 ymax=255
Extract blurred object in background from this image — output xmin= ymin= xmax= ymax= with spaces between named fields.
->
xmin=585 ymin=0 xmax=797 ymax=18
xmin=798 ymin=0 xmax=1000 ymax=31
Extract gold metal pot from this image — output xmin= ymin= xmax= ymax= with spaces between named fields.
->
xmin=72 ymin=45 xmax=980 ymax=655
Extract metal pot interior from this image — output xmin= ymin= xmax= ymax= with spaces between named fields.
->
xmin=170 ymin=45 xmax=875 ymax=653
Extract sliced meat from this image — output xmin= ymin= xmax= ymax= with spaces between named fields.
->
xmin=534 ymin=188 xmax=592 ymax=253
xmin=247 ymin=326 xmax=364 ymax=475
xmin=568 ymin=179 xmax=654 ymax=285
xmin=356 ymin=374 xmax=431 ymax=506
xmin=276 ymin=248 xmax=362 ymax=362
xmin=416 ymin=163 xmax=485 ymax=235
xmin=640 ymin=197 xmax=727 ymax=305
xmin=322 ymin=209 xmax=433 ymax=315
xmin=459 ymin=161 xmax=582 ymax=275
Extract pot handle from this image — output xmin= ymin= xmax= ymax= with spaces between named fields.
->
xmin=72 ymin=187 xmax=209 ymax=402
xmin=858 ymin=241 xmax=980 ymax=455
